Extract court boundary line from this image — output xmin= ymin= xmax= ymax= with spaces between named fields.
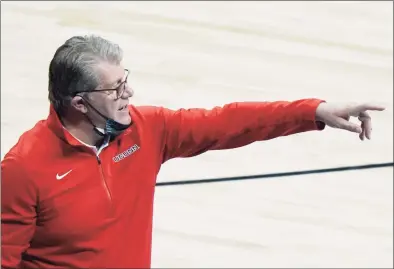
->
xmin=156 ymin=162 xmax=393 ymax=187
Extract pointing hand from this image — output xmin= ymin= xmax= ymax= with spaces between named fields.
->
xmin=315 ymin=102 xmax=385 ymax=140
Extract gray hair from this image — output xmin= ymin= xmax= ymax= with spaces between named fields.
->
xmin=48 ymin=35 xmax=123 ymax=116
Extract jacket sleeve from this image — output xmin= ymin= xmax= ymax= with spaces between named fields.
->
xmin=1 ymin=153 xmax=37 ymax=269
xmin=159 ymin=98 xmax=325 ymax=163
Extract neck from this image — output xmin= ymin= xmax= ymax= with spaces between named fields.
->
xmin=60 ymin=113 xmax=104 ymax=147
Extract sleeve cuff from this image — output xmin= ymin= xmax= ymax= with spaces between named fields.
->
xmin=302 ymin=98 xmax=326 ymax=131
xmin=315 ymin=120 xmax=326 ymax=130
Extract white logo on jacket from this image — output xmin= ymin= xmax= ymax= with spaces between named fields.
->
xmin=56 ymin=169 xmax=73 ymax=180
xmin=113 ymin=144 xmax=140 ymax=163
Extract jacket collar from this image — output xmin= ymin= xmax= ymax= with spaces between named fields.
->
xmin=46 ymin=105 xmax=133 ymax=148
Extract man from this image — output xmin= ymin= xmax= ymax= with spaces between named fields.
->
xmin=1 ymin=35 xmax=385 ymax=269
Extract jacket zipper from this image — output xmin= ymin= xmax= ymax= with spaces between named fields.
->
xmin=96 ymin=155 xmax=112 ymax=202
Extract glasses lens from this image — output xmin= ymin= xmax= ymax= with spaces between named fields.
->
xmin=117 ymin=83 xmax=126 ymax=99
xmin=115 ymin=70 xmax=129 ymax=99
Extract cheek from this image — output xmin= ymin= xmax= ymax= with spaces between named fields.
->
xmin=105 ymin=100 xmax=119 ymax=114
xmin=92 ymin=98 xmax=117 ymax=118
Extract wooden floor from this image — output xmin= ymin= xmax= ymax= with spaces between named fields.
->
xmin=1 ymin=1 xmax=393 ymax=267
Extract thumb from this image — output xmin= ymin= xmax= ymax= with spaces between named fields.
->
xmin=335 ymin=117 xmax=362 ymax=134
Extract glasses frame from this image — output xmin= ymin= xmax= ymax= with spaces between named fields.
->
xmin=74 ymin=69 xmax=129 ymax=100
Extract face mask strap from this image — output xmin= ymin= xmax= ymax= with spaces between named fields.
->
xmin=79 ymin=96 xmax=131 ymax=137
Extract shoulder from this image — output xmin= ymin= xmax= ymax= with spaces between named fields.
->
xmin=128 ymin=104 xmax=184 ymax=123
xmin=1 ymin=118 xmax=67 ymax=193
xmin=2 ymin=119 xmax=51 ymax=169
xmin=128 ymin=104 xmax=169 ymax=127
xmin=129 ymin=104 xmax=165 ymax=118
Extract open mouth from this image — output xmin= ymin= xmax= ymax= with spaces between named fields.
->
xmin=118 ymin=105 xmax=128 ymax=111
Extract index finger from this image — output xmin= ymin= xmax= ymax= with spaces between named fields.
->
xmin=353 ymin=103 xmax=386 ymax=114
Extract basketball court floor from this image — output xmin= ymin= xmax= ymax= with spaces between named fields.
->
xmin=1 ymin=1 xmax=393 ymax=267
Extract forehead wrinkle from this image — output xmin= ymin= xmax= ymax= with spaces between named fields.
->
xmin=96 ymin=64 xmax=125 ymax=89
xmin=106 ymin=75 xmax=123 ymax=89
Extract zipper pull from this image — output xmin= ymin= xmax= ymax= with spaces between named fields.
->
xmin=96 ymin=155 xmax=101 ymax=164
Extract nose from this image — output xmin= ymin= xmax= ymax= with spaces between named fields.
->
xmin=123 ymin=84 xmax=134 ymax=99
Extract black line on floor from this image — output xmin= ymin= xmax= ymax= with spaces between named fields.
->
xmin=156 ymin=162 xmax=393 ymax=187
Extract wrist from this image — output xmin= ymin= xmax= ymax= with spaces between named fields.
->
xmin=315 ymin=101 xmax=327 ymax=123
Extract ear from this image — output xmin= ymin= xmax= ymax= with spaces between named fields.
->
xmin=70 ymin=95 xmax=88 ymax=113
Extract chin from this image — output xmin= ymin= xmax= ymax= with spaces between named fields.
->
xmin=116 ymin=113 xmax=132 ymax=125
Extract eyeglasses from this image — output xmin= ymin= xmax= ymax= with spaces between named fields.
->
xmin=74 ymin=69 xmax=130 ymax=100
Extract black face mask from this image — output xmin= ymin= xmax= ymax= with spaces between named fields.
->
xmin=81 ymin=97 xmax=131 ymax=137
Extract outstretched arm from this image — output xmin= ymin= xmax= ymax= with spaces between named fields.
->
xmin=158 ymin=98 xmax=326 ymax=163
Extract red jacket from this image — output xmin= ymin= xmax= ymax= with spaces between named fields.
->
xmin=1 ymin=99 xmax=325 ymax=268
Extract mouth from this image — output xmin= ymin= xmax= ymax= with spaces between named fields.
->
xmin=118 ymin=104 xmax=128 ymax=111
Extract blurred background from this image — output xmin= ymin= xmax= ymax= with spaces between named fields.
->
xmin=1 ymin=1 xmax=393 ymax=267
